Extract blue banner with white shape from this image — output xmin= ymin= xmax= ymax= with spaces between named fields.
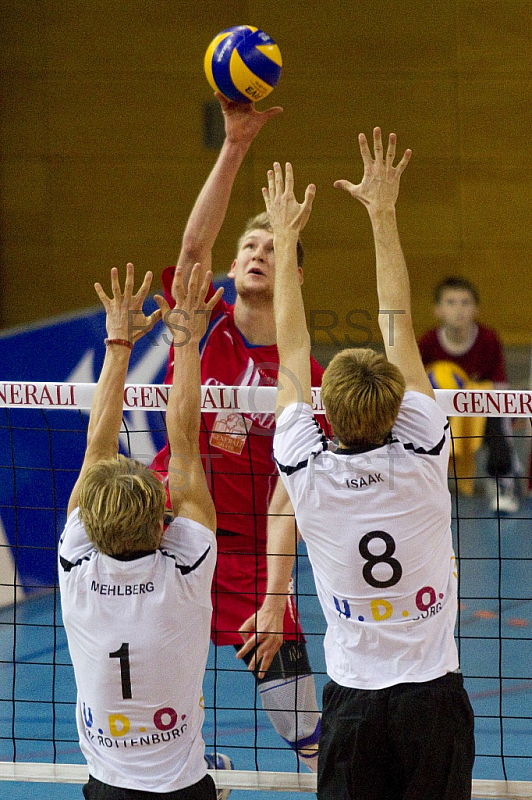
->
xmin=0 ymin=280 xmax=235 ymax=604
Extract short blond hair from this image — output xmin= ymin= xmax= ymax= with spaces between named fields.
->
xmin=78 ymin=455 xmax=166 ymax=556
xmin=237 ymin=212 xmax=305 ymax=267
xmin=321 ymin=348 xmax=406 ymax=448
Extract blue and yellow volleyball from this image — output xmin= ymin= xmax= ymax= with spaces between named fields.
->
xmin=426 ymin=360 xmax=470 ymax=390
xmin=204 ymin=25 xmax=282 ymax=104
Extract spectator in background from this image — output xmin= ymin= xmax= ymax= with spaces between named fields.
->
xmin=418 ymin=276 xmax=520 ymax=513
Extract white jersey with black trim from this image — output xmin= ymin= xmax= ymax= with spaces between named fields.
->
xmin=273 ymin=391 xmax=458 ymax=690
xmin=59 ymin=509 xmax=216 ymax=792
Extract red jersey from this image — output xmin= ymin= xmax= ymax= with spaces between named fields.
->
xmin=418 ymin=324 xmax=507 ymax=384
xmin=151 ymin=266 xmax=327 ymax=552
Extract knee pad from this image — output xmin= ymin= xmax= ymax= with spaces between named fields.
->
xmin=251 ymin=641 xmax=321 ymax=753
xmin=259 ymin=673 xmax=321 ymax=753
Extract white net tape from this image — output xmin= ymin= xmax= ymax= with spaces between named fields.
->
xmin=1 ymin=382 xmax=532 ymax=416
xmin=0 ymin=762 xmax=531 ymax=798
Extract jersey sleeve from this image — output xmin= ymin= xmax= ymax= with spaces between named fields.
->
xmin=160 ymin=516 xmax=216 ymax=584
xmin=273 ymin=404 xmax=329 ymax=510
xmin=392 ymin=392 xmax=450 ymax=462
xmin=273 ymin=403 xmax=328 ymax=474
xmin=58 ymin=508 xmax=95 ymax=571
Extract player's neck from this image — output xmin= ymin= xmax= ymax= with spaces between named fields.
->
xmin=439 ymin=322 xmax=478 ymax=354
xmin=233 ymin=296 xmax=277 ymax=345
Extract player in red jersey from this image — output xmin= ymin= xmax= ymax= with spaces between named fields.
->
xmin=418 ymin=276 xmax=520 ymax=512
xmin=151 ymin=94 xmax=324 ymax=771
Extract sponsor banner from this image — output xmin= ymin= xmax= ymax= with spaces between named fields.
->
xmin=440 ymin=389 xmax=532 ymax=417
xmin=0 ymin=381 xmax=274 ymax=413
xmin=1 ymin=382 xmax=532 ymax=417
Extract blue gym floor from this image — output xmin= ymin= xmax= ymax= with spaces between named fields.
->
xmin=0 ymin=493 xmax=531 ymax=799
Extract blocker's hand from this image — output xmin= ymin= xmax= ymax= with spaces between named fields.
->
xmin=154 ymin=263 xmax=223 ymax=345
xmin=334 ymin=127 xmax=411 ymax=215
xmin=263 ymin=161 xmax=316 ymax=235
xmin=95 ymin=262 xmax=161 ymax=345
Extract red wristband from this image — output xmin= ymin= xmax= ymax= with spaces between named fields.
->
xmin=104 ymin=338 xmax=133 ymax=350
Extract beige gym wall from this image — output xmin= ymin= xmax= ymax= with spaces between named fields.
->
xmin=1 ymin=1 xmax=531 ymax=345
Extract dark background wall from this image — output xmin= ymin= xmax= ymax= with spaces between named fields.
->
xmin=1 ymin=1 xmax=531 ymax=347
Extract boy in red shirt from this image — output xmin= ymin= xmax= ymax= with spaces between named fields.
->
xmin=418 ymin=276 xmax=520 ymax=512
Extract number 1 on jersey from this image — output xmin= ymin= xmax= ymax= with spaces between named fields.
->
xmin=109 ymin=642 xmax=132 ymax=699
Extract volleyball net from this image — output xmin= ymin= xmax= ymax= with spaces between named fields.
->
xmin=0 ymin=382 xmax=531 ymax=798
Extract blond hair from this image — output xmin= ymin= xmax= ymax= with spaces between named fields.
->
xmin=78 ymin=455 xmax=166 ymax=556
xmin=237 ymin=211 xmax=305 ymax=267
xmin=321 ymin=348 xmax=406 ymax=448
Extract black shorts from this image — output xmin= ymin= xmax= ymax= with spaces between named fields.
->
xmin=82 ymin=773 xmax=216 ymax=800
xmin=318 ymin=671 xmax=475 ymax=800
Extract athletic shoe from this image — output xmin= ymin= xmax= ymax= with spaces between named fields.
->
xmin=204 ymin=752 xmax=234 ymax=800
xmin=495 ymin=489 xmax=519 ymax=515
xmin=488 ymin=479 xmax=519 ymax=514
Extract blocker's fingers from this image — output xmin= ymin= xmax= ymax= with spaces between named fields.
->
xmin=273 ymin=161 xmax=283 ymax=194
xmin=267 ymin=168 xmax=275 ymax=199
xmin=144 ymin=307 xmax=162 ymax=332
xmin=300 ymin=183 xmax=316 ymax=222
xmin=206 ymin=286 xmax=224 ymax=312
xmin=358 ymin=132 xmax=373 ymax=166
xmin=94 ymin=282 xmax=111 ymax=306
xmin=123 ymin=262 xmax=135 ymax=297
xmin=110 ymin=267 xmax=121 ymax=298
xmin=284 ymin=162 xmax=294 ymax=194
xmin=153 ymin=294 xmax=170 ymax=316
xmin=304 ymin=183 xmax=316 ymax=204
xmin=186 ymin=263 xmax=202 ymax=302
xmin=373 ymin=127 xmax=383 ymax=160
xmin=395 ymin=148 xmax=412 ymax=176
xmin=134 ymin=270 xmax=153 ymax=303
xmin=171 ymin=265 xmax=186 ymax=302
xmin=386 ymin=132 xmax=397 ymax=164
xmin=333 ymin=179 xmax=356 ymax=193
xmin=198 ymin=269 xmax=213 ymax=304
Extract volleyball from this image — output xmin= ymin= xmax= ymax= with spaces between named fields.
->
xmin=426 ymin=360 xmax=470 ymax=390
xmin=204 ymin=25 xmax=282 ymax=104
